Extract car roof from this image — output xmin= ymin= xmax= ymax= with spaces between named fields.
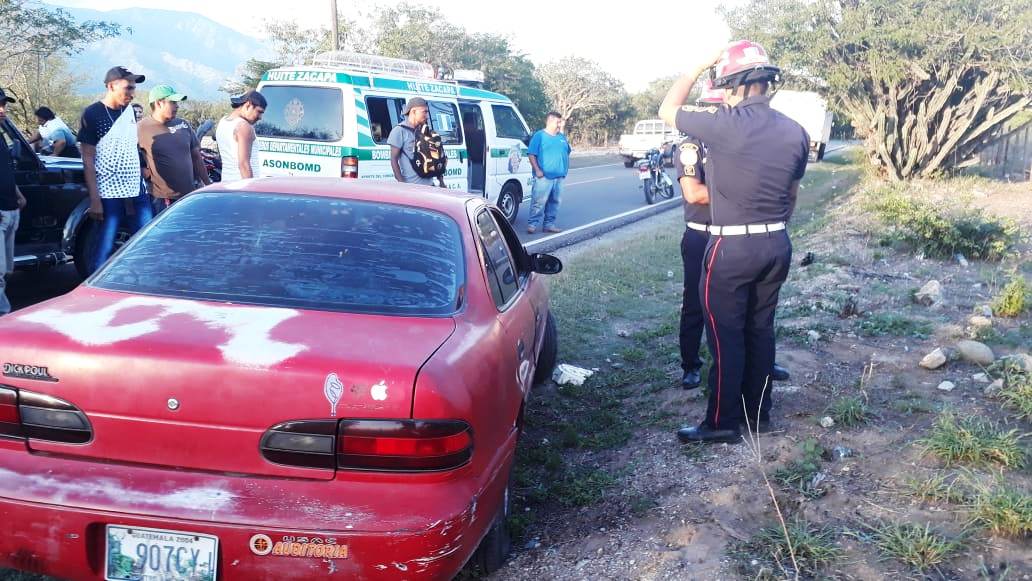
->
xmin=203 ymin=178 xmax=484 ymax=221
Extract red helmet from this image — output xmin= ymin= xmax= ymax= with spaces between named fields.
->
xmin=713 ymin=40 xmax=781 ymax=89
xmin=696 ymin=78 xmax=724 ymax=104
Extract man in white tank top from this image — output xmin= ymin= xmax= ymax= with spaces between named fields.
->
xmin=216 ymin=91 xmax=267 ymax=183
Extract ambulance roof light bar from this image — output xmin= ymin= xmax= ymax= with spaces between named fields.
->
xmin=453 ymin=70 xmax=485 ymax=87
xmin=311 ymin=51 xmax=436 ymax=80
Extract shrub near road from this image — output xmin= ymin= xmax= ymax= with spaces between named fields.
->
xmin=487 ymin=157 xmax=1030 ymax=580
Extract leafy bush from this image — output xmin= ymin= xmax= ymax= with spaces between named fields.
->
xmin=992 ymin=275 xmax=1030 ymax=317
xmin=868 ymin=190 xmax=1018 ymax=261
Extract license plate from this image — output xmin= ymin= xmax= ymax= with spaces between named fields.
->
xmin=105 ymin=525 xmax=218 ymax=581
xmin=638 ymin=171 xmax=651 ymax=179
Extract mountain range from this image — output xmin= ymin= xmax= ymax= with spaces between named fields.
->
xmin=54 ymin=4 xmax=274 ymax=100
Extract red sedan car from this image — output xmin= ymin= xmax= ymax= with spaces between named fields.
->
xmin=0 ymin=178 xmax=561 ymax=580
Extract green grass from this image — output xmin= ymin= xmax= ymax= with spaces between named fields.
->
xmin=892 ymin=392 xmax=936 ymax=415
xmin=921 ymin=413 xmax=1026 ymax=469
xmin=987 ymin=360 xmax=1032 ymax=422
xmin=773 ymin=439 xmax=827 ymax=499
xmin=732 ymin=518 xmax=841 ymax=578
xmin=826 ymin=395 xmax=871 ymax=427
xmin=904 ymin=471 xmax=970 ymax=504
xmin=855 ymin=312 xmax=933 ymax=338
xmin=550 ymin=467 xmax=617 ymax=507
xmin=862 ymin=521 xmax=965 ymax=572
xmin=867 ymin=187 xmax=1020 ymax=261
xmin=991 ymin=274 xmax=1030 ymax=317
xmin=967 ymin=480 xmax=1032 ymax=538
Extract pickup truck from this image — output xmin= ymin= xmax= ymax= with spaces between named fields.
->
xmin=770 ymin=90 xmax=834 ymax=162
xmin=618 ymin=119 xmax=680 ymax=167
xmin=1 ymin=117 xmax=98 ymax=279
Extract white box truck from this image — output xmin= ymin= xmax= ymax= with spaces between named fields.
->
xmin=770 ymin=90 xmax=833 ymax=162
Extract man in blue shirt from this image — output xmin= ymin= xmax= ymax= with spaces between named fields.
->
xmin=526 ymin=112 xmax=571 ymax=234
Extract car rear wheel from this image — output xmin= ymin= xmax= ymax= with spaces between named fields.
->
xmin=532 ymin=311 xmax=558 ymax=386
xmin=497 ymin=182 xmax=521 ymax=224
xmin=470 ymin=471 xmax=512 ymax=574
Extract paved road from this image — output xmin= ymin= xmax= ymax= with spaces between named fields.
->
xmin=514 ymin=158 xmax=678 ymax=246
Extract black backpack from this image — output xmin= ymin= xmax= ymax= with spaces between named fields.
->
xmin=403 ymin=123 xmax=447 ymax=178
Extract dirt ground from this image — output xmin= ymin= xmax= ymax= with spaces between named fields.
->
xmin=487 ymin=164 xmax=1031 ymax=580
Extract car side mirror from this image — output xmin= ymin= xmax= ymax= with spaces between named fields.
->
xmin=530 ymin=253 xmax=562 ymax=275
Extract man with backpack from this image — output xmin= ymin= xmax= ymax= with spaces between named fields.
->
xmin=388 ymin=97 xmax=447 ymax=188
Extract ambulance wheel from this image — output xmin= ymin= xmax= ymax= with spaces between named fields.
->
xmin=498 ymin=182 xmax=520 ymax=224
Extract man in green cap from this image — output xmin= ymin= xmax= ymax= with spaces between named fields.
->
xmin=138 ymin=84 xmax=211 ymax=211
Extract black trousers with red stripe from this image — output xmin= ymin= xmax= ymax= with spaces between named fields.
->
xmin=699 ymin=231 xmax=792 ymax=430
xmin=679 ymin=227 xmax=709 ymax=372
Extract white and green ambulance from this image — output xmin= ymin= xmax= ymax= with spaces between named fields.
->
xmin=254 ymin=52 xmax=535 ymax=223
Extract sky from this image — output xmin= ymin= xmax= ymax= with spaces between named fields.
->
xmin=46 ymin=0 xmax=732 ymax=92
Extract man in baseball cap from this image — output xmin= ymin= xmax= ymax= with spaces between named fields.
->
xmin=139 ymin=84 xmax=209 ymax=212
xmin=103 ymin=66 xmax=145 ymax=85
xmin=0 ymin=88 xmax=15 ymax=105
xmin=78 ymin=65 xmax=153 ymax=274
xmin=387 ymin=97 xmax=445 ymax=187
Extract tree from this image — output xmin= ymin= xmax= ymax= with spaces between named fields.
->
xmin=723 ymin=0 xmax=1032 ymax=180
xmin=221 ymin=59 xmax=283 ymax=95
xmin=371 ymin=4 xmax=550 ymax=125
xmin=0 ymin=0 xmax=120 ymax=128
xmin=536 ymin=57 xmax=625 ymax=128
xmin=0 ymin=0 xmax=120 ymax=67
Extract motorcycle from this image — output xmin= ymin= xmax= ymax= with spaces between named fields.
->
xmin=638 ymin=147 xmax=675 ymax=205
xmin=195 ymin=119 xmax=222 ymax=183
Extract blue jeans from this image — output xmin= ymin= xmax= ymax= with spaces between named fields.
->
xmin=528 ymin=176 xmax=563 ymax=229
xmin=88 ymin=189 xmax=154 ymax=275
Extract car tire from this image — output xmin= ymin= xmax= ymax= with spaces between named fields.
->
xmin=532 ymin=311 xmax=558 ymax=386
xmin=623 ymin=158 xmax=635 ymax=168
xmin=72 ymin=220 xmax=95 ymax=280
xmin=497 ymin=182 xmax=520 ymax=224
xmin=471 ymin=471 xmax=512 ymax=574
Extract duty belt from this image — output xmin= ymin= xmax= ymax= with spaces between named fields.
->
xmin=686 ymin=221 xmax=710 ymax=232
xmin=708 ymin=222 xmax=786 ymax=236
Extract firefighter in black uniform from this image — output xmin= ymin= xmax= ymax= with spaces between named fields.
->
xmin=675 ymin=80 xmax=793 ymax=391
xmin=674 ymin=82 xmax=722 ymax=390
xmin=660 ymin=41 xmax=809 ymax=443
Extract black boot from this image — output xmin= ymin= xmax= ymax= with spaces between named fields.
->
xmin=677 ymin=423 xmax=741 ymax=444
xmin=771 ymin=363 xmax=790 ymax=381
xmin=681 ymin=368 xmax=701 ymax=390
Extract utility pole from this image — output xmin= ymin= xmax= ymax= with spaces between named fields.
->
xmin=330 ymin=0 xmax=340 ymax=51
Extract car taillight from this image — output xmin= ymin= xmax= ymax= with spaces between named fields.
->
xmin=259 ymin=418 xmax=473 ymax=472
xmin=341 ymin=156 xmax=359 ymax=178
xmin=259 ymin=420 xmax=338 ymax=469
xmin=338 ymin=419 xmax=472 ymax=472
xmin=0 ymin=387 xmax=22 ymax=438
xmin=0 ymin=386 xmax=92 ymax=443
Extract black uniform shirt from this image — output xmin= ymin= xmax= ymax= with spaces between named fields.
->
xmin=673 ymin=136 xmax=710 ymax=224
xmin=674 ymin=95 xmax=809 ymax=226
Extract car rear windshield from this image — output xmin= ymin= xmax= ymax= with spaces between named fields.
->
xmin=256 ymin=86 xmax=344 ymax=142
xmin=91 ymin=192 xmax=465 ymax=316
